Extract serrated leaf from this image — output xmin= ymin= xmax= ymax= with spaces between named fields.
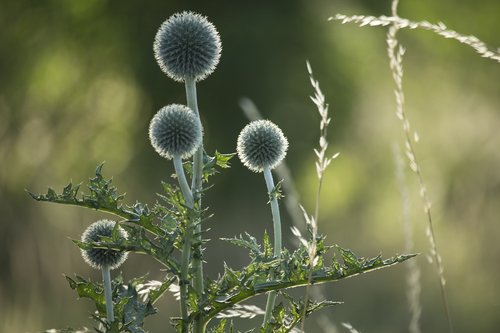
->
xmin=263 ymin=231 xmax=272 ymax=258
xmin=118 ymin=283 xmax=156 ymax=333
xmin=65 ymin=275 xmax=106 ymax=315
xmin=29 ymin=164 xmax=164 ymax=236
xmin=201 ymin=151 xmax=236 ymax=181
xmin=47 ymin=187 xmax=57 ymax=200
xmin=203 ymin=248 xmax=415 ymax=324
xmin=221 ymin=233 xmax=261 ymax=256
xmin=337 ymin=246 xmax=363 ymax=273
xmin=364 ymin=254 xmax=383 ymax=269
xmin=268 ymin=179 xmax=284 ymax=203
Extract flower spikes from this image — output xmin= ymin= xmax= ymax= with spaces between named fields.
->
xmin=154 ymin=11 xmax=222 ymax=82
xmin=237 ymin=120 xmax=289 ymax=173
xmin=149 ymin=104 xmax=203 ymax=160
xmin=80 ymin=220 xmax=128 ymax=270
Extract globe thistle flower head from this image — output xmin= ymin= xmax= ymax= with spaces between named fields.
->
xmin=81 ymin=220 xmax=128 ymax=270
xmin=149 ymin=104 xmax=203 ymax=160
xmin=154 ymin=11 xmax=222 ymax=82
xmin=237 ymin=120 xmax=289 ymax=173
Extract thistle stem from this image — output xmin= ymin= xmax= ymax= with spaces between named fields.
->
xmin=185 ymin=79 xmax=203 ymax=196
xmin=185 ymin=78 xmax=205 ymax=332
xmin=101 ymin=266 xmax=114 ymax=324
xmin=262 ymin=167 xmax=282 ymax=326
xmin=173 ymin=156 xmax=194 ymax=208
xmin=180 ymin=230 xmax=191 ymax=333
xmin=173 ymin=155 xmax=194 ymax=332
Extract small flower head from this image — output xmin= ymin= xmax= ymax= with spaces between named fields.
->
xmin=81 ymin=220 xmax=128 ymax=270
xmin=237 ymin=120 xmax=289 ymax=173
xmin=154 ymin=11 xmax=222 ymax=82
xmin=149 ymin=104 xmax=203 ymax=160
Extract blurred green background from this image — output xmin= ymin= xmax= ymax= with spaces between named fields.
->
xmin=1 ymin=0 xmax=500 ymax=332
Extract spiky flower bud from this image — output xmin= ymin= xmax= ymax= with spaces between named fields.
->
xmin=154 ymin=11 xmax=222 ymax=82
xmin=149 ymin=104 xmax=203 ymax=160
xmin=81 ymin=220 xmax=128 ymax=270
xmin=237 ymin=120 xmax=289 ymax=173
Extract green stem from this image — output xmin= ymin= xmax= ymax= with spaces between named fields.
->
xmin=185 ymin=79 xmax=203 ymax=194
xmin=174 ymin=156 xmax=194 ymax=208
xmin=185 ymin=78 xmax=204 ymax=332
xmin=102 ymin=266 xmax=114 ymax=324
xmin=173 ymin=155 xmax=195 ymax=332
xmin=180 ymin=231 xmax=191 ymax=333
xmin=262 ymin=167 xmax=282 ymax=326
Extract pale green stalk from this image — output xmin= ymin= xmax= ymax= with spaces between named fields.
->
xmin=173 ymin=155 xmax=194 ymax=332
xmin=101 ymin=266 xmax=114 ymax=324
xmin=262 ymin=167 xmax=282 ymax=326
xmin=174 ymin=156 xmax=194 ymax=208
xmin=179 ymin=234 xmax=191 ymax=333
xmin=185 ymin=78 xmax=204 ymax=333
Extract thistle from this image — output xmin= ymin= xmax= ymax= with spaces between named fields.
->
xmin=154 ymin=13 xmax=222 ymax=327
xmin=149 ymin=104 xmax=203 ymax=161
xmin=81 ymin=220 xmax=128 ymax=324
xmin=149 ymin=104 xmax=202 ymax=207
xmin=149 ymin=103 xmax=203 ymax=331
xmin=237 ymin=119 xmax=288 ymax=326
xmin=154 ymin=11 xmax=222 ymax=83
xmin=237 ymin=120 xmax=289 ymax=173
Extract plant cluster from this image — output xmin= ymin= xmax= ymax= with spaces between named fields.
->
xmin=30 ymin=11 xmax=413 ymax=333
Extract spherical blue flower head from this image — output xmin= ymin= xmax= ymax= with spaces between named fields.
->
xmin=154 ymin=11 xmax=222 ymax=82
xmin=81 ymin=220 xmax=128 ymax=270
xmin=149 ymin=104 xmax=203 ymax=160
xmin=237 ymin=120 xmax=289 ymax=173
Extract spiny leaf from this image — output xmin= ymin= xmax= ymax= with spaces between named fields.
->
xmin=28 ymin=164 xmax=162 ymax=236
xmin=203 ymin=248 xmax=415 ymax=324
xmin=268 ymin=179 xmax=284 ymax=203
xmin=117 ymin=282 xmax=156 ymax=333
xmin=66 ymin=274 xmax=166 ymax=333
xmin=337 ymin=246 xmax=364 ymax=274
xmin=221 ymin=233 xmax=262 ymax=258
xmin=263 ymin=231 xmax=272 ymax=258
xmin=65 ymin=275 xmax=106 ymax=315
xmin=261 ymin=294 xmax=341 ymax=333
xmin=202 ymin=151 xmax=236 ymax=181
xmin=184 ymin=150 xmax=236 ymax=181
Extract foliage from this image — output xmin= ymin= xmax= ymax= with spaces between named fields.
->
xmin=31 ymin=164 xmax=414 ymax=332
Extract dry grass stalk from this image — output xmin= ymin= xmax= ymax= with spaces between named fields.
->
xmin=296 ymin=61 xmax=339 ymax=333
xmin=384 ymin=1 xmax=453 ymax=332
xmin=330 ymin=13 xmax=500 ymax=63
xmin=394 ymin=144 xmax=422 ymax=333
